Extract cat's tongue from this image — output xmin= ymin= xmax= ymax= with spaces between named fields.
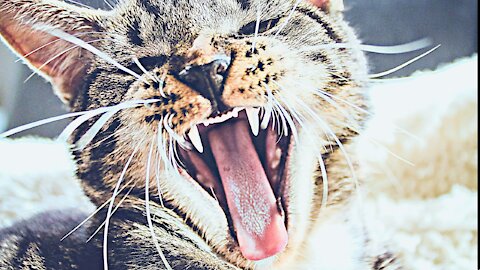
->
xmin=208 ymin=120 xmax=288 ymax=261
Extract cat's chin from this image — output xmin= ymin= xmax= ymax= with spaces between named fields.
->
xmin=177 ymin=107 xmax=293 ymax=261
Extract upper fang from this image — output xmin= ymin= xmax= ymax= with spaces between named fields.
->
xmin=188 ymin=125 xmax=204 ymax=153
xmin=246 ymin=107 xmax=260 ymax=136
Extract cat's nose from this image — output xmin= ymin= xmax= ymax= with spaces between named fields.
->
xmin=178 ymin=55 xmax=231 ymax=114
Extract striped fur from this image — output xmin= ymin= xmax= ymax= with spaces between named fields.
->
xmin=0 ymin=0 xmax=401 ymax=269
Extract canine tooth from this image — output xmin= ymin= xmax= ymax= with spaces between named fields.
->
xmin=246 ymin=107 xmax=260 ymax=136
xmin=261 ymin=110 xmax=271 ymax=130
xmin=188 ymin=125 xmax=204 ymax=153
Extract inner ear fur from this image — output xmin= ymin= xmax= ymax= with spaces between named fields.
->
xmin=308 ymin=0 xmax=345 ymax=12
xmin=0 ymin=0 xmax=110 ymax=104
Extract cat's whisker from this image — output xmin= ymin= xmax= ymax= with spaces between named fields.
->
xmin=289 ymin=95 xmax=361 ymax=194
xmin=274 ymin=0 xmax=303 ymax=37
xmin=369 ymin=45 xmax=441 ymax=78
xmin=296 ymin=38 xmax=432 ymax=55
xmin=17 ymin=31 xmax=123 ymax=62
xmin=102 ymin=0 xmax=115 ymax=10
xmin=85 ymin=185 xmax=136 ymax=243
xmin=75 ymin=110 xmax=118 ymax=151
xmin=157 ymin=120 xmax=171 ymax=173
xmin=317 ymin=89 xmax=421 ymax=142
xmin=64 ymin=0 xmax=94 ymax=9
xmin=261 ymin=86 xmax=275 ymax=130
xmin=60 ymin=187 xmax=126 ymax=242
xmin=145 ymin=137 xmax=173 ymax=270
xmin=24 ymin=38 xmax=113 ymax=83
xmin=103 ymin=143 xmax=140 ymax=270
xmin=157 ymin=71 xmax=168 ymax=98
xmin=263 ymin=83 xmax=298 ymax=143
xmin=0 ymin=99 xmax=157 ymax=139
xmin=318 ymin=154 xmax=329 ymax=210
xmin=58 ymin=99 xmax=160 ymax=143
xmin=163 ymin=114 xmax=190 ymax=151
xmin=155 ymin=150 xmax=165 ymax=208
xmin=251 ymin=5 xmax=262 ymax=53
xmin=133 ymin=56 xmax=158 ymax=82
xmin=210 ymin=187 xmax=219 ymax=204
xmin=34 ymin=25 xmax=147 ymax=83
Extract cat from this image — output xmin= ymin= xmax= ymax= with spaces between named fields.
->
xmin=0 ymin=0 xmax=401 ymax=269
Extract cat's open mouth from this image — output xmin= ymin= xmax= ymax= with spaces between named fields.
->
xmin=178 ymin=107 xmax=291 ymax=261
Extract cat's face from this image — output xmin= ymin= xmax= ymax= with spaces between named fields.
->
xmin=1 ymin=0 xmax=368 ymax=268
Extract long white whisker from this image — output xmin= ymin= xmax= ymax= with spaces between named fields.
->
xmin=145 ymin=137 xmax=173 ymax=270
xmin=57 ymin=100 xmax=159 ymax=143
xmin=34 ymin=25 xmax=147 ymax=82
xmin=155 ymin=150 xmax=165 ymax=208
xmin=297 ymin=38 xmax=432 ymax=55
xmin=318 ymin=90 xmax=421 ymax=142
xmin=274 ymin=0 xmax=303 ymax=37
xmin=369 ymin=45 xmax=441 ymax=78
xmin=103 ymin=143 xmax=140 ymax=270
xmin=86 ymin=185 xmax=136 ymax=243
xmin=287 ymin=95 xmax=361 ymax=195
xmin=133 ymin=57 xmax=158 ymax=82
xmin=75 ymin=110 xmax=118 ymax=150
xmin=251 ymin=6 xmax=262 ymax=53
xmin=23 ymin=38 xmax=112 ymax=83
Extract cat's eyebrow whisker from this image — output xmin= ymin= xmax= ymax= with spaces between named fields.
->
xmin=103 ymin=143 xmax=141 ymax=270
xmin=17 ymin=31 xmax=122 ymax=63
xmin=34 ymin=25 xmax=147 ymax=83
xmin=155 ymin=71 xmax=168 ymax=98
xmin=133 ymin=57 xmax=158 ymax=82
xmin=274 ymin=0 xmax=303 ymax=37
xmin=145 ymin=137 xmax=173 ymax=270
xmin=369 ymin=45 xmax=441 ymax=78
xmin=24 ymin=38 xmax=112 ymax=83
xmin=251 ymin=5 xmax=262 ymax=53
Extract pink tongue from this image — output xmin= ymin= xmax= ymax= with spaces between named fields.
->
xmin=208 ymin=120 xmax=288 ymax=261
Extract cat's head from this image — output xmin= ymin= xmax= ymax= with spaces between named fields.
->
xmin=0 ymin=0 xmax=368 ymax=267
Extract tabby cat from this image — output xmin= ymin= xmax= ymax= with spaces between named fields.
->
xmin=0 ymin=0 xmax=401 ymax=269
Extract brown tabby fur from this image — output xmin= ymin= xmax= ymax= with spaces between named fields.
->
xmin=0 ymin=0 xmax=401 ymax=269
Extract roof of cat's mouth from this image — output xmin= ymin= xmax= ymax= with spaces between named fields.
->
xmin=178 ymin=107 xmax=292 ymax=261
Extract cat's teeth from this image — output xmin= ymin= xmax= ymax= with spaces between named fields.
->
xmin=246 ymin=107 xmax=260 ymax=136
xmin=261 ymin=111 xmax=271 ymax=130
xmin=188 ymin=125 xmax=203 ymax=153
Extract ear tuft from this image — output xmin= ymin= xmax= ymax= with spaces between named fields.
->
xmin=308 ymin=0 xmax=345 ymax=12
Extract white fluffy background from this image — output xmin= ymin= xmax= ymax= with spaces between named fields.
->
xmin=0 ymin=55 xmax=477 ymax=269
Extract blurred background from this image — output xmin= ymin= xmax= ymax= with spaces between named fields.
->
xmin=0 ymin=0 xmax=477 ymax=137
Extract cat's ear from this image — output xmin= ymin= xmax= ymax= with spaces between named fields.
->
xmin=0 ymin=0 xmax=110 ymax=103
xmin=308 ymin=0 xmax=345 ymax=12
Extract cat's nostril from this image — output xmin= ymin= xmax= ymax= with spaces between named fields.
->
xmin=178 ymin=56 xmax=231 ymax=114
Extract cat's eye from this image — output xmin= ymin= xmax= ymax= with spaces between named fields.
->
xmin=239 ymin=17 xmax=281 ymax=35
